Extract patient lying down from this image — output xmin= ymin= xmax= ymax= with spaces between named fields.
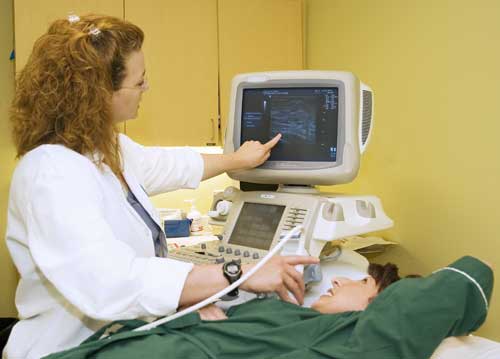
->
xmin=199 ymin=261 xmax=406 ymax=320
xmin=45 ymin=256 xmax=493 ymax=359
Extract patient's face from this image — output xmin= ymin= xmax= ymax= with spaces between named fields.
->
xmin=311 ymin=276 xmax=379 ymax=314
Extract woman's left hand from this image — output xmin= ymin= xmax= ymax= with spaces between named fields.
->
xmin=232 ymin=133 xmax=282 ymax=169
xmin=197 ymin=304 xmax=228 ymax=321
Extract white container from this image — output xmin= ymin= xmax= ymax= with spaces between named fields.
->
xmin=185 ymin=199 xmax=203 ymax=233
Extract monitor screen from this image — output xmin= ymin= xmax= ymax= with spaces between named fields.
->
xmin=228 ymin=202 xmax=285 ymax=250
xmin=241 ymin=87 xmax=339 ymax=162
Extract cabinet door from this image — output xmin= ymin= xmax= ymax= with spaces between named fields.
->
xmin=218 ymin=0 xmax=304 ymax=142
xmin=124 ymin=0 xmax=219 ymax=146
xmin=14 ymin=0 xmax=125 ymax=131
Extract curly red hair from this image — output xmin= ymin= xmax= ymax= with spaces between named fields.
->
xmin=10 ymin=14 xmax=144 ymax=176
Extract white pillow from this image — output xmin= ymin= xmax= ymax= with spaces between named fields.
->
xmin=430 ymin=335 xmax=500 ymax=359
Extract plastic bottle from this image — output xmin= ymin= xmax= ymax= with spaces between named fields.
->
xmin=184 ymin=199 xmax=203 ymax=233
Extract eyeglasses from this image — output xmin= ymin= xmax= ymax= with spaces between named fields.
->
xmin=120 ymin=77 xmax=149 ymax=91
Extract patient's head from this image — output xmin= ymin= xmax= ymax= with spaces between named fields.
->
xmin=311 ymin=262 xmax=402 ymax=314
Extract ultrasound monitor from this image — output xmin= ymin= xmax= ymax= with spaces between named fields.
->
xmin=224 ymin=71 xmax=374 ymax=186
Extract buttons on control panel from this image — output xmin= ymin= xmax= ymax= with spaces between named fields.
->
xmin=169 ymin=240 xmax=268 ymax=266
xmin=282 ymin=207 xmax=308 ymax=230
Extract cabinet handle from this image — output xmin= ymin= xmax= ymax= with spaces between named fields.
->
xmin=206 ymin=118 xmax=216 ymax=146
xmin=210 ymin=118 xmax=215 ymax=141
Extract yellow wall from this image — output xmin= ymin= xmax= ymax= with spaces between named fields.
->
xmin=150 ymin=148 xmax=235 ymax=214
xmin=0 ymin=0 xmax=18 ymax=317
xmin=307 ymin=0 xmax=500 ymax=340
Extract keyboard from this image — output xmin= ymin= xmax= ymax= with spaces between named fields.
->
xmin=168 ymin=240 xmax=268 ymax=265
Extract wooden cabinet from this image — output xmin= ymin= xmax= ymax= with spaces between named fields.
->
xmin=13 ymin=0 xmax=304 ymax=146
xmin=124 ymin=0 xmax=219 ymax=146
xmin=217 ymin=0 xmax=304 ymax=143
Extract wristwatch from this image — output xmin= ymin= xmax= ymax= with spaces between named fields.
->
xmin=222 ymin=259 xmax=242 ymax=297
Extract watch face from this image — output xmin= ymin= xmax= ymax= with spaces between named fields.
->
xmin=227 ymin=263 xmax=239 ymax=274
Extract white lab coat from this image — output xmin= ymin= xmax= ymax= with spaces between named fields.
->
xmin=3 ymin=134 xmax=204 ymax=359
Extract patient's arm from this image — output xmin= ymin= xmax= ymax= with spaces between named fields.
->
xmin=480 ymin=259 xmax=494 ymax=270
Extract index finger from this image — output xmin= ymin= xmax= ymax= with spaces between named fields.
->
xmin=263 ymin=133 xmax=282 ymax=150
xmin=282 ymin=255 xmax=320 ymax=266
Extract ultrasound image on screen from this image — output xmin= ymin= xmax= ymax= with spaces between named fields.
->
xmin=270 ymin=96 xmax=317 ymax=144
xmin=241 ymin=88 xmax=339 ymax=162
xmin=228 ymin=203 xmax=285 ymax=250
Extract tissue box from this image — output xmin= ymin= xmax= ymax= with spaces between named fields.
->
xmin=164 ymin=219 xmax=191 ymax=238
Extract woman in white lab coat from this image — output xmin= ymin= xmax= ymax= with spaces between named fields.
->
xmin=3 ymin=14 xmax=318 ymax=359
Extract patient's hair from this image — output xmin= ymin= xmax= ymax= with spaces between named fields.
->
xmin=368 ymin=263 xmax=421 ymax=293
xmin=11 ymin=14 xmax=144 ymax=177
xmin=368 ymin=263 xmax=400 ymax=292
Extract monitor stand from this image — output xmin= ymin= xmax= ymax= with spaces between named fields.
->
xmin=239 ymin=181 xmax=279 ymax=192
xmin=277 ymin=184 xmax=320 ymax=195
xmin=239 ymin=182 xmax=320 ymax=195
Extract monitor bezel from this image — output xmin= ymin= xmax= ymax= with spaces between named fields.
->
xmin=233 ymin=79 xmax=346 ymax=170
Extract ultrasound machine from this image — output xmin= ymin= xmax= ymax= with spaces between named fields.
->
xmin=169 ymin=70 xmax=393 ymax=270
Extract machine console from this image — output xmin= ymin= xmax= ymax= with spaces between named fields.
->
xmin=168 ymin=189 xmax=393 ymax=264
xmin=168 ymin=191 xmax=321 ymax=265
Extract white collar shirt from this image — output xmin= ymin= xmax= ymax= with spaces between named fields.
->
xmin=3 ymin=134 xmax=203 ymax=359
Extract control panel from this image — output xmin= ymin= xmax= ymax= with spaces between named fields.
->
xmin=168 ymin=188 xmax=394 ymax=264
xmin=169 ymin=190 xmax=322 ymax=265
